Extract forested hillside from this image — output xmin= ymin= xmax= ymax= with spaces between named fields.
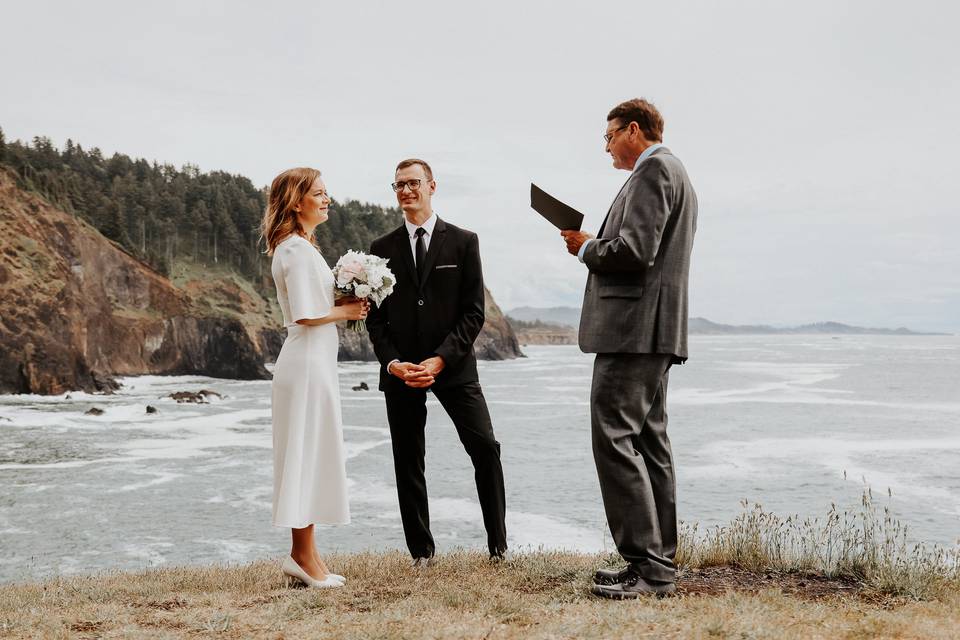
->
xmin=0 ymin=128 xmax=401 ymax=288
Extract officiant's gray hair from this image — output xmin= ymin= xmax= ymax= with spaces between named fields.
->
xmin=395 ymin=158 xmax=433 ymax=181
xmin=607 ymin=98 xmax=664 ymax=143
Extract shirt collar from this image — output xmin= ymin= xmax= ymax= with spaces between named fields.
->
xmin=633 ymin=143 xmax=665 ymax=171
xmin=404 ymin=212 xmax=438 ymax=238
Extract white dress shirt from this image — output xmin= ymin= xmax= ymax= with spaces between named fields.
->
xmin=404 ymin=213 xmax=437 ymax=265
xmin=388 ymin=213 xmax=438 ymax=375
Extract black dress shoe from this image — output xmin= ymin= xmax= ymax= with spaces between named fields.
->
xmin=590 ymin=569 xmax=676 ymax=599
xmin=411 ymin=556 xmax=435 ymax=569
xmin=489 ymin=549 xmax=510 ymax=562
xmin=593 ymin=565 xmax=631 ymax=585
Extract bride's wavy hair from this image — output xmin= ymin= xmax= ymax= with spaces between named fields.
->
xmin=261 ymin=167 xmax=321 ymax=255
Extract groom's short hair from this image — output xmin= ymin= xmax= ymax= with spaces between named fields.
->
xmin=607 ymin=99 xmax=664 ymax=143
xmin=396 ymin=158 xmax=434 ymax=181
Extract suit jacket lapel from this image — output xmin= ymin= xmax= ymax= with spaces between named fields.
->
xmin=392 ymin=225 xmax=418 ymax=286
xmin=597 ymin=178 xmax=631 ymax=237
xmin=417 ymin=217 xmax=447 ymax=292
xmin=596 ymin=148 xmax=671 ymax=237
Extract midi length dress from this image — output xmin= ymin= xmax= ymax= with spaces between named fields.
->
xmin=270 ymin=234 xmax=349 ymax=528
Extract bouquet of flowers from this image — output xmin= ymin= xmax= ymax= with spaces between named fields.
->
xmin=332 ymin=250 xmax=395 ymax=333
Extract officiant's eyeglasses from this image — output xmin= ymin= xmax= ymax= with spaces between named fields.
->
xmin=603 ymin=124 xmax=630 ymax=143
xmin=391 ymin=179 xmax=428 ymax=192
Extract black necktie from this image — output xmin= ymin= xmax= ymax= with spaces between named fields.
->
xmin=414 ymin=227 xmax=426 ymax=283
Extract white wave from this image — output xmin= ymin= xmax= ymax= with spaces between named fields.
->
xmin=344 ymin=439 xmax=391 ymax=460
xmin=343 ymin=425 xmax=389 ymax=435
xmin=697 ymin=436 xmax=960 ymax=517
xmin=671 ymin=389 xmax=960 ymax=412
xmin=429 ymin=497 xmax=605 ymax=552
xmin=507 ymin=511 xmax=607 ymax=552
xmin=488 ymin=400 xmax=589 ymax=406
xmin=0 ymin=527 xmax=32 ymax=535
xmin=117 ymin=430 xmax=272 ymax=460
xmin=197 ymin=538 xmax=274 ymax=563
xmin=0 ymin=456 xmax=127 ymax=471
xmin=0 ymin=390 xmax=102 ymax=404
xmin=348 ymin=481 xmax=605 ymax=552
xmin=219 ymin=485 xmax=272 ymax=512
xmin=122 ymin=540 xmax=174 ymax=567
xmin=108 ymin=470 xmax=182 ymax=493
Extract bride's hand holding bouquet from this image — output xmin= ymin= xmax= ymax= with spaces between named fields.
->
xmin=332 ymin=251 xmax=395 ymax=333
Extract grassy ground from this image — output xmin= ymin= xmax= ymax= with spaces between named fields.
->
xmin=4 ymin=496 xmax=957 ymax=638
xmin=2 ymin=550 xmax=959 ymax=639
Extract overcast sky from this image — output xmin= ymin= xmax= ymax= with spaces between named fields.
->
xmin=3 ymin=1 xmax=958 ymax=331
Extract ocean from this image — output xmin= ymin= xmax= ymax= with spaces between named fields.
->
xmin=1 ymin=335 xmax=958 ymax=583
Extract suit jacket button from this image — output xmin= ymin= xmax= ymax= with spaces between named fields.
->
xmin=418 ymin=299 xmax=424 ymax=306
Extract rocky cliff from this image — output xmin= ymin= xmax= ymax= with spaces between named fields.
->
xmin=0 ymin=171 xmax=272 ymax=394
xmin=512 ymin=326 xmax=578 ymax=346
xmin=1 ymin=172 xmax=522 ymax=394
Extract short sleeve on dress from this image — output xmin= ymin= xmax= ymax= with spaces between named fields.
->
xmin=283 ymin=243 xmax=333 ymax=322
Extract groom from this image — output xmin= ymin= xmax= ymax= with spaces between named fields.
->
xmin=367 ymin=158 xmax=507 ymax=565
xmin=562 ymin=99 xmax=697 ymax=597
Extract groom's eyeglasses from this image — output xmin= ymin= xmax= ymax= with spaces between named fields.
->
xmin=391 ymin=179 xmax=427 ymax=193
xmin=603 ymin=124 xmax=629 ymax=143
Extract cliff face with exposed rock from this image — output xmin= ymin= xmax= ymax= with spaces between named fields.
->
xmin=1 ymin=171 xmax=522 ymax=394
xmin=0 ymin=171 xmax=270 ymax=394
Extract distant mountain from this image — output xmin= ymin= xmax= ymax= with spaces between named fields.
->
xmin=687 ymin=318 xmax=947 ymax=336
xmin=507 ymin=307 xmax=946 ymax=336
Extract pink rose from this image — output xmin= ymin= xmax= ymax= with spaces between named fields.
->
xmin=337 ymin=260 xmax=365 ymax=286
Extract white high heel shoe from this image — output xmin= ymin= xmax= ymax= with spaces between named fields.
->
xmin=281 ymin=556 xmax=345 ymax=589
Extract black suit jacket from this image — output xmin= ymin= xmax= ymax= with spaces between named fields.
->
xmin=367 ymin=217 xmax=486 ymax=392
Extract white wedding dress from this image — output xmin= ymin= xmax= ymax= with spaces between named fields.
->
xmin=270 ymin=234 xmax=349 ymax=528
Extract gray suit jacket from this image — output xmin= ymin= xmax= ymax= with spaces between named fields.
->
xmin=578 ymin=147 xmax=697 ymax=361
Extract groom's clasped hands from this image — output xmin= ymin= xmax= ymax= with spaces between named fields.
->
xmin=388 ymin=356 xmax=445 ymax=388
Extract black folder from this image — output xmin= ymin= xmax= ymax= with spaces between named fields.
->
xmin=530 ymin=183 xmax=584 ymax=231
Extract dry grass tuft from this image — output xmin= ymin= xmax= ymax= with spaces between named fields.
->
xmin=677 ymin=489 xmax=960 ymax=600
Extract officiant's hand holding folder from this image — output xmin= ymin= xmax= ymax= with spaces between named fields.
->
xmin=529 ymin=184 xmax=584 ymax=231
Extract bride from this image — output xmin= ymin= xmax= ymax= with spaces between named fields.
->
xmin=261 ymin=167 xmax=368 ymax=588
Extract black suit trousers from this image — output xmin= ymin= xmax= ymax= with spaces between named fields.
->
xmin=384 ymin=381 xmax=507 ymax=558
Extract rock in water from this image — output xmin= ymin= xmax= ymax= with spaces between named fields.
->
xmin=145 ymin=405 xmax=157 ymax=414
xmin=85 ymin=407 xmax=104 ymax=416
xmin=167 ymin=390 xmax=222 ymax=404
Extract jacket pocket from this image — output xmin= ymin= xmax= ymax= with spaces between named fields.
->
xmin=599 ymin=284 xmax=643 ymax=298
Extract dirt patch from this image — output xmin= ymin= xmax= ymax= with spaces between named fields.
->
xmin=69 ymin=619 xmax=104 ymax=633
xmin=136 ymin=597 xmax=189 ymax=611
xmin=678 ymin=565 xmax=883 ymax=603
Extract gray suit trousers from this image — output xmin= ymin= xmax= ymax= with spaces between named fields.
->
xmin=591 ymin=353 xmax=677 ymax=583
